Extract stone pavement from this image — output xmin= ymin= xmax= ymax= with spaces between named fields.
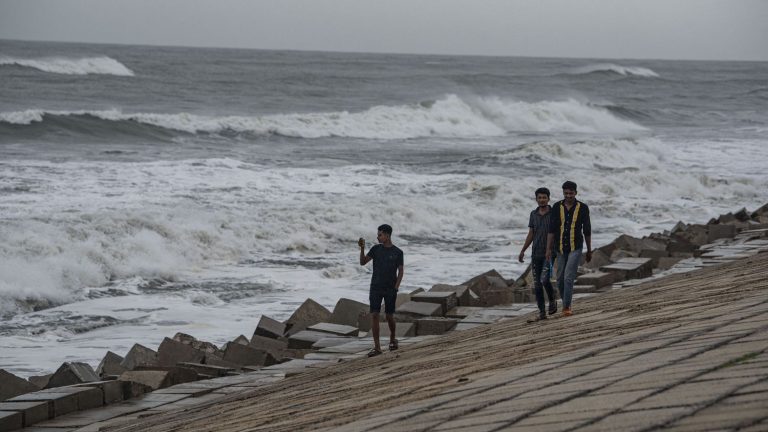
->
xmin=96 ymin=251 xmax=767 ymax=432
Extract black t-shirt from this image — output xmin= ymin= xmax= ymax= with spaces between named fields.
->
xmin=367 ymin=244 xmax=404 ymax=293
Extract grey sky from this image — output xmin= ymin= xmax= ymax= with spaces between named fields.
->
xmin=1 ymin=0 xmax=766 ymax=61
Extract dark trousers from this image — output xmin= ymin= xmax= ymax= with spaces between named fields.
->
xmin=531 ymin=255 xmax=556 ymax=313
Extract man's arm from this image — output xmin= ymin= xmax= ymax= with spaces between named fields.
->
xmin=545 ymin=233 xmax=554 ymax=262
xmin=395 ymin=264 xmax=404 ymax=291
xmin=583 ymin=205 xmax=592 ymax=262
xmin=519 ymin=228 xmax=534 ymax=262
xmin=546 ymin=204 xmax=559 ymax=262
xmin=359 ymin=238 xmax=372 ymax=265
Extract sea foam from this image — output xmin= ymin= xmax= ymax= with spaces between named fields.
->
xmin=0 ymin=55 xmax=134 ymax=76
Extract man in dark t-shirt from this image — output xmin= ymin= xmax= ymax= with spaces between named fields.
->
xmin=518 ymin=187 xmax=557 ymax=320
xmin=359 ymin=224 xmax=404 ymax=357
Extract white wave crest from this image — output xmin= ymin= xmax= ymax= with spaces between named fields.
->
xmin=0 ymin=95 xmax=645 ymax=137
xmin=570 ymin=63 xmax=659 ymax=78
xmin=0 ymin=55 xmax=134 ymax=76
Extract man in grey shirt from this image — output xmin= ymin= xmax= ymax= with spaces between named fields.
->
xmin=519 ymin=187 xmax=557 ymax=320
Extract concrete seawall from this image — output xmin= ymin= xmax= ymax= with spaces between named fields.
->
xmin=104 ymin=251 xmax=768 ymax=432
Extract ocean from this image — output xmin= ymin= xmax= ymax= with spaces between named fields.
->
xmin=1 ymin=40 xmax=766 ymax=377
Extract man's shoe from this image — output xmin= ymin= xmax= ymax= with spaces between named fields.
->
xmin=562 ymin=307 xmax=573 ymax=317
xmin=538 ymin=312 xmax=548 ymax=321
xmin=548 ymin=303 xmax=557 ymax=315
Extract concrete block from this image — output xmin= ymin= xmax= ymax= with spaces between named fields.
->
xmin=96 ymin=351 xmax=126 ymax=378
xmin=657 ymin=256 xmax=684 ymax=270
xmin=464 ymin=273 xmax=512 ymax=306
xmin=248 ymin=335 xmax=288 ymax=357
xmin=7 ymin=391 xmax=79 ymax=418
xmin=610 ymin=249 xmax=637 ymax=261
xmin=252 ymin=315 xmax=286 ymax=340
xmin=416 ymin=317 xmax=458 ymax=335
xmin=611 ymin=234 xmax=646 ymax=253
xmin=327 ymin=298 xmax=368 ymax=328
xmin=368 ymin=322 xmax=415 ymax=338
xmin=573 ymin=285 xmax=599 ymax=294
xmin=120 ymin=380 xmax=153 ymax=399
xmin=462 ymin=269 xmax=505 ymax=288
xmin=287 ymin=330 xmax=331 ymax=349
xmin=411 ymin=291 xmax=458 ymax=315
xmin=0 ymin=410 xmax=22 ymax=431
xmin=675 ymin=223 xmax=709 ymax=246
xmin=576 ymin=271 xmax=614 ymax=289
xmin=284 ymin=298 xmax=332 ymax=336
xmin=75 ymin=380 xmax=123 ymax=405
xmin=223 ymin=342 xmax=277 ymax=367
xmin=666 ymin=236 xmax=697 ymax=254
xmin=395 ymin=301 xmax=442 ymax=320
xmin=171 ymin=333 xmax=219 ymax=354
xmin=600 ymin=257 xmax=653 ymax=280
xmin=639 ymin=249 xmax=669 ymax=267
xmin=429 ymin=284 xmax=472 ymax=306
xmin=395 ymin=292 xmax=411 ymax=308
xmin=120 ymin=344 xmax=158 ymax=371
xmin=232 ymin=335 xmax=250 ymax=345
xmin=311 ymin=336 xmax=355 ymax=349
xmin=45 ymin=362 xmax=99 ymax=389
xmin=446 ymin=306 xmax=486 ymax=319
xmin=583 ymin=249 xmax=611 ymax=270
xmin=708 ymin=224 xmax=737 ymax=243
xmin=0 ymin=369 xmax=39 ymax=402
xmin=176 ymin=362 xmax=234 ymax=378
xmin=71 ymin=387 xmax=103 ymax=411
xmin=133 ymin=366 xmax=198 ymax=387
xmin=0 ymin=401 xmax=49 ymax=427
xmin=118 ymin=370 xmax=172 ymax=391
xmin=307 ymin=322 xmax=358 ymax=336
xmin=480 ymin=288 xmax=513 ymax=307
xmin=26 ymin=374 xmax=51 ymax=390
xmin=157 ymin=337 xmax=205 ymax=367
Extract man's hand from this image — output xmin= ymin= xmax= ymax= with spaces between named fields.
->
xmin=358 ymin=237 xmax=365 ymax=249
xmin=545 ymin=249 xmax=552 ymax=262
xmin=585 ymin=250 xmax=593 ymax=263
xmin=518 ymin=251 xmax=525 ymax=263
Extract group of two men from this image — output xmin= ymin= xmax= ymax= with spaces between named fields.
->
xmin=358 ymin=180 xmax=592 ymax=357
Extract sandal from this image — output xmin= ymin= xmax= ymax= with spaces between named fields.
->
xmin=389 ymin=339 xmax=399 ymax=351
xmin=367 ymin=348 xmax=382 ymax=357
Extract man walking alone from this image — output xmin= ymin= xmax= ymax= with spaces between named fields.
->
xmin=359 ymin=224 xmax=404 ymax=357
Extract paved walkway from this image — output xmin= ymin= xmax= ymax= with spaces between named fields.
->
xmin=95 ymin=251 xmax=768 ymax=432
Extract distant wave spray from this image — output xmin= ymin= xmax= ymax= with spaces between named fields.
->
xmin=0 ymin=55 xmax=134 ymax=76
xmin=570 ymin=63 xmax=659 ymax=78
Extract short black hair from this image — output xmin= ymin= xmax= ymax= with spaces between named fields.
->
xmin=535 ymin=187 xmax=550 ymax=198
xmin=378 ymin=224 xmax=393 ymax=235
xmin=562 ymin=181 xmax=577 ymax=191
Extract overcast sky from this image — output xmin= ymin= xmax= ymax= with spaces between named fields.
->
xmin=1 ymin=0 xmax=766 ymax=61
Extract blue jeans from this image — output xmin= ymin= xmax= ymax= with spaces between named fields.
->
xmin=531 ymin=256 xmax=556 ymax=314
xmin=556 ymin=250 xmax=582 ymax=309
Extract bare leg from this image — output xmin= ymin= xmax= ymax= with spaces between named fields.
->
xmin=371 ymin=312 xmax=381 ymax=351
xmin=386 ymin=313 xmax=396 ymax=343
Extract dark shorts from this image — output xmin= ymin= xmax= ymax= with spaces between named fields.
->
xmin=370 ymin=291 xmax=397 ymax=315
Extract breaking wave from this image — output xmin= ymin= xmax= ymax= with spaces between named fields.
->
xmin=570 ymin=63 xmax=659 ymax=78
xmin=0 ymin=95 xmax=645 ymax=140
xmin=0 ymin=55 xmax=134 ymax=76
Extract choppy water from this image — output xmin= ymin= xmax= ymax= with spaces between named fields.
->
xmin=1 ymin=40 xmax=767 ymax=377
